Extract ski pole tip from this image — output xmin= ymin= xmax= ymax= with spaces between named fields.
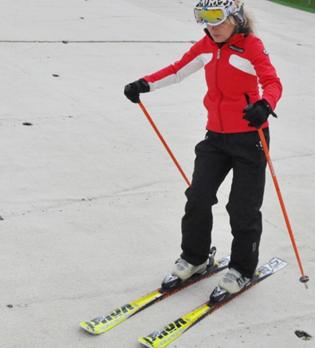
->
xmin=299 ymin=275 xmax=309 ymax=289
xmin=300 ymin=275 xmax=309 ymax=283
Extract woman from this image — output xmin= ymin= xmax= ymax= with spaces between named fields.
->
xmin=124 ymin=0 xmax=282 ymax=294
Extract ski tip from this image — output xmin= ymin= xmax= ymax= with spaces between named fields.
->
xmin=138 ymin=336 xmax=154 ymax=348
xmin=79 ymin=321 xmax=97 ymax=335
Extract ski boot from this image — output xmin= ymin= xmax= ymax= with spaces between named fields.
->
xmin=209 ymin=268 xmax=250 ymax=303
xmin=161 ymin=247 xmax=217 ymax=291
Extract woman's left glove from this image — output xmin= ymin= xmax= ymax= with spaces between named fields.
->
xmin=124 ymin=79 xmax=150 ymax=103
xmin=243 ymin=99 xmax=277 ymax=129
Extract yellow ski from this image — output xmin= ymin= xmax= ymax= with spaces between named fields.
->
xmin=138 ymin=257 xmax=287 ymax=348
xmin=138 ymin=303 xmax=210 ymax=348
xmin=80 ymin=252 xmax=230 ymax=335
xmin=80 ymin=290 xmax=162 ymax=335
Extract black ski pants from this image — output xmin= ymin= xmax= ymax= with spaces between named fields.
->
xmin=181 ymin=129 xmax=269 ymax=278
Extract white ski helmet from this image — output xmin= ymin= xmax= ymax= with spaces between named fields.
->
xmin=194 ymin=0 xmax=245 ymax=27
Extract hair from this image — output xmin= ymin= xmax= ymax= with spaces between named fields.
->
xmin=241 ymin=9 xmax=254 ymax=35
xmin=229 ymin=8 xmax=254 ymax=35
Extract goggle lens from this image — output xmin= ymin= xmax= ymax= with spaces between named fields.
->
xmin=194 ymin=8 xmax=227 ymax=26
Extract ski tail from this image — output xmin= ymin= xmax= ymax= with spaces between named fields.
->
xmin=138 ymin=257 xmax=287 ymax=348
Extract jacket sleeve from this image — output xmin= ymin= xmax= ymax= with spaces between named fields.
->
xmin=142 ymin=36 xmax=211 ymax=91
xmin=248 ymin=37 xmax=283 ymax=110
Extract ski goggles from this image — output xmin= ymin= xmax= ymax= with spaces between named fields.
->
xmin=194 ymin=6 xmax=232 ymax=26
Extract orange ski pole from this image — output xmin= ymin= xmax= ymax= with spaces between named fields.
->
xmin=138 ymin=101 xmax=191 ymax=187
xmin=258 ymin=128 xmax=309 ymax=287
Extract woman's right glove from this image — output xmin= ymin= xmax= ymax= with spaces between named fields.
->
xmin=124 ymin=79 xmax=150 ymax=103
xmin=243 ymin=99 xmax=277 ymax=129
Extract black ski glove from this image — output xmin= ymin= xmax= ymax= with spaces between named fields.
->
xmin=243 ymin=99 xmax=277 ymax=129
xmin=124 ymin=79 xmax=150 ymax=103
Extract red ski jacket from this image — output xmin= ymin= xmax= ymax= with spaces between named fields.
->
xmin=143 ymin=32 xmax=282 ymax=133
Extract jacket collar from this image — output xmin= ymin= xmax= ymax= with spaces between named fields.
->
xmin=204 ymin=28 xmax=246 ymax=48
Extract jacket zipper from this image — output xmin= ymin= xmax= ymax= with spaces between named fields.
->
xmin=216 ymin=48 xmax=224 ymax=132
xmin=244 ymin=93 xmax=250 ymax=105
